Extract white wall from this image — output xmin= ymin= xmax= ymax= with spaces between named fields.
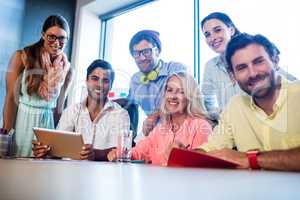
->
xmin=69 ymin=0 xmax=142 ymax=105
xmin=199 ymin=0 xmax=300 ymax=81
xmin=69 ymin=2 xmax=101 ymax=105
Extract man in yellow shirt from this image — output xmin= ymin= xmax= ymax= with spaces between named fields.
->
xmin=198 ymin=33 xmax=300 ymax=171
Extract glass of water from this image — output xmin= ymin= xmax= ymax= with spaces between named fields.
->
xmin=116 ymin=130 xmax=133 ymax=162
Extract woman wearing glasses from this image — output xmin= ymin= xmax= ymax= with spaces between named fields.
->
xmin=2 ymin=15 xmax=72 ymax=157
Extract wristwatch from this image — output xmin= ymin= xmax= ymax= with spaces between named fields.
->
xmin=246 ymin=150 xmax=260 ymax=170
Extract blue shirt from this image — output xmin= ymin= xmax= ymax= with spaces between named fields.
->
xmin=201 ymin=56 xmax=243 ymax=111
xmin=128 ymin=60 xmax=186 ymax=115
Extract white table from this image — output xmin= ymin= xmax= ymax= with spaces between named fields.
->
xmin=0 ymin=158 xmax=299 ymax=200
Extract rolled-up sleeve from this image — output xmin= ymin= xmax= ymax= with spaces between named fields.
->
xmin=56 ymin=105 xmax=77 ymax=131
xmin=197 ymin=108 xmax=235 ymax=152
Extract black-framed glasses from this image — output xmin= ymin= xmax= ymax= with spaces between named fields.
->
xmin=46 ymin=34 xmax=68 ymax=44
xmin=132 ymin=47 xmax=156 ymax=58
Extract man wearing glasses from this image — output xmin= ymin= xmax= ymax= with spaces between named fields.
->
xmin=123 ymin=30 xmax=186 ymax=136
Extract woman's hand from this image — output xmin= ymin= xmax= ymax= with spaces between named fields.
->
xmin=32 ymin=140 xmax=50 ymax=158
xmin=80 ymin=144 xmax=95 ymax=161
xmin=163 ymin=141 xmax=190 ymax=166
xmin=107 ymin=148 xmax=117 ymax=161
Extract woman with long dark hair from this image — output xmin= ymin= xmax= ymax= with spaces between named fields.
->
xmin=201 ymin=12 xmax=296 ymax=118
xmin=201 ymin=12 xmax=243 ymax=115
xmin=2 ymin=15 xmax=72 ymax=157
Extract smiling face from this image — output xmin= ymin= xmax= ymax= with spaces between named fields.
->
xmin=231 ymin=43 xmax=277 ymax=98
xmin=202 ymin=18 xmax=234 ymax=54
xmin=86 ymin=68 xmax=111 ymax=102
xmin=132 ymin=39 xmax=160 ymax=74
xmin=164 ymin=75 xmax=188 ymax=115
xmin=42 ymin=26 xmax=68 ymax=57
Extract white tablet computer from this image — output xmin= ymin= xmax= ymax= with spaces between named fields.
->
xmin=33 ymin=127 xmax=84 ymax=160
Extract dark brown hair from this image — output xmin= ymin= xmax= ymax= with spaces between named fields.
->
xmin=24 ymin=15 xmax=69 ymax=95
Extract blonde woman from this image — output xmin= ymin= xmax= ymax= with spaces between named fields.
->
xmin=108 ymin=72 xmax=212 ymax=165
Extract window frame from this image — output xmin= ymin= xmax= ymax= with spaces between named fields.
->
xmin=98 ymin=0 xmax=200 ymax=81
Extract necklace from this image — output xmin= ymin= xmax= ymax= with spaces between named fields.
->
xmin=170 ymin=122 xmax=180 ymax=133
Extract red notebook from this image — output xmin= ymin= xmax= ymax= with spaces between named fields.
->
xmin=167 ymin=148 xmax=240 ymax=168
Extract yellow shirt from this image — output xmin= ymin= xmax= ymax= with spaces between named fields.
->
xmin=199 ymin=78 xmax=300 ymax=152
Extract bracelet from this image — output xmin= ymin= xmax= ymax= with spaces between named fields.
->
xmin=246 ymin=150 xmax=260 ymax=170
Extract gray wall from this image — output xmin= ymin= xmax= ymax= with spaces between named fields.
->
xmin=0 ymin=0 xmax=76 ymax=126
xmin=0 ymin=0 xmax=26 ymax=126
xmin=21 ymin=0 xmax=76 ymax=57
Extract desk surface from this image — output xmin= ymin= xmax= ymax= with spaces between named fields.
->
xmin=0 ymin=159 xmax=299 ymax=200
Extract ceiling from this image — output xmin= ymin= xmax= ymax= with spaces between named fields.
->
xmin=84 ymin=0 xmax=140 ymax=15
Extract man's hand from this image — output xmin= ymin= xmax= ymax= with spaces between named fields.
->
xmin=107 ymin=148 xmax=117 ymax=161
xmin=163 ymin=141 xmax=190 ymax=166
xmin=207 ymin=148 xmax=249 ymax=169
xmin=80 ymin=144 xmax=95 ymax=160
xmin=32 ymin=140 xmax=50 ymax=158
xmin=142 ymin=112 xmax=160 ymax=136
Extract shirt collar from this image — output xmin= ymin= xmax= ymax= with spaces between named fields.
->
xmin=136 ymin=59 xmax=166 ymax=79
xmin=157 ymin=60 xmax=169 ymax=77
xmin=215 ymin=56 xmax=229 ymax=73
xmin=249 ymin=77 xmax=288 ymax=118
xmin=81 ymin=98 xmax=115 ymax=112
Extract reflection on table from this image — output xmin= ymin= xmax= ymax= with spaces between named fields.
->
xmin=0 ymin=158 xmax=299 ymax=200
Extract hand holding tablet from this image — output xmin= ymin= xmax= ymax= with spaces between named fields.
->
xmin=33 ymin=127 xmax=84 ymax=160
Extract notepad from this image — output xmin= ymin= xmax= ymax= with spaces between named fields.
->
xmin=33 ymin=127 xmax=84 ymax=160
xmin=167 ymin=148 xmax=240 ymax=168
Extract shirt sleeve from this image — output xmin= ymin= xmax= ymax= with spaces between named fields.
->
xmin=127 ymin=86 xmax=135 ymax=104
xmin=197 ymin=106 xmax=235 ymax=152
xmin=190 ymin=118 xmax=212 ymax=149
xmin=131 ymin=128 xmax=158 ymax=163
xmin=167 ymin=62 xmax=187 ymax=74
xmin=56 ymin=104 xmax=77 ymax=132
xmin=201 ymin=60 xmax=215 ymax=96
xmin=127 ymin=76 xmax=138 ymax=105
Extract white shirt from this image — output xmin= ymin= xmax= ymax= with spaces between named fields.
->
xmin=57 ymin=99 xmax=130 ymax=149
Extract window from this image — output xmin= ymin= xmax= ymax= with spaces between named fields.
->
xmin=199 ymin=0 xmax=300 ymax=80
xmin=101 ymin=0 xmax=195 ymax=134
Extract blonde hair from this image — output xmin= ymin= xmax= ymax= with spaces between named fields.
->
xmin=160 ymin=72 xmax=207 ymax=123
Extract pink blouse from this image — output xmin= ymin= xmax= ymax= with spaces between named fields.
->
xmin=131 ymin=116 xmax=212 ymax=165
